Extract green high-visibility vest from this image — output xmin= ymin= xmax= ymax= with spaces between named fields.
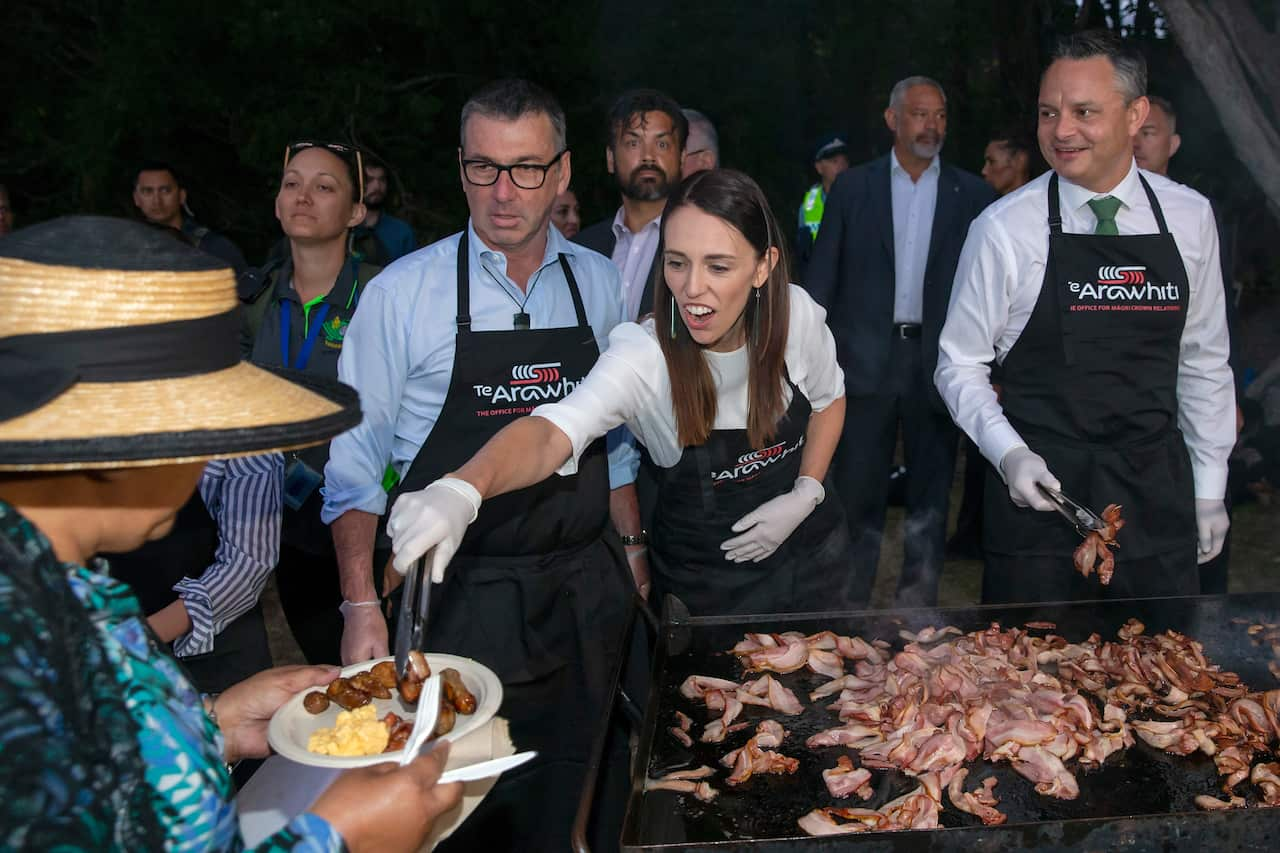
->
xmin=801 ymin=184 xmax=825 ymax=243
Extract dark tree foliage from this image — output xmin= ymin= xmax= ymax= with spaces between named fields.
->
xmin=1 ymin=0 xmax=1273 ymax=278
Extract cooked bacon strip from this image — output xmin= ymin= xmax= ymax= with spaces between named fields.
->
xmin=1252 ymin=761 xmax=1280 ymax=805
xmin=739 ymin=675 xmax=804 ymax=715
xmin=822 ymin=755 xmax=874 ymax=800
xmin=753 ymin=719 xmax=787 ymax=749
xmin=1073 ymin=503 xmax=1124 ymax=584
xmin=722 ymin=733 xmax=799 ymax=786
xmin=1025 ymin=621 xmax=1057 ymax=630
xmin=658 ymin=765 xmax=716 ymax=780
xmin=805 ymin=722 xmax=883 ymax=748
xmin=946 ymin=768 xmax=1007 ymax=825
xmin=679 ymin=675 xmax=739 ymax=701
xmin=700 ymin=694 xmax=744 ymax=743
xmin=1195 ymin=794 xmax=1245 ymax=810
xmin=644 ymin=778 xmax=718 ymax=802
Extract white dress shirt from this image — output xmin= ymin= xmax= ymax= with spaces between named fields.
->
xmin=890 ymin=150 xmax=940 ymax=324
xmin=610 ymin=207 xmax=662 ymax=320
xmin=322 ymin=222 xmax=637 ymax=521
xmin=533 ymin=285 xmax=846 ymax=470
xmin=935 ymin=161 xmax=1235 ymax=499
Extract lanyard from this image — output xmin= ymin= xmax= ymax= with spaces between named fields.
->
xmin=280 ymin=300 xmax=331 ymax=370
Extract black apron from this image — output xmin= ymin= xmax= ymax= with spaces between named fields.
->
xmin=649 ymin=375 xmax=854 ymax=616
xmin=983 ymin=173 xmax=1198 ymax=603
xmin=104 ymin=491 xmax=271 ymax=693
xmin=386 ymin=231 xmax=631 ymax=852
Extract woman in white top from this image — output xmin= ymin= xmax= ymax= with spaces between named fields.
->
xmin=386 ymin=169 xmax=857 ymax=616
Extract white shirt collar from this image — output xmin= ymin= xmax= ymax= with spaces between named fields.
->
xmin=611 ymin=205 xmax=663 ymax=239
xmin=890 ymin=149 xmax=941 ymax=178
xmin=467 ymin=219 xmax=571 ymax=274
xmin=1056 ymin=158 xmax=1143 ymax=216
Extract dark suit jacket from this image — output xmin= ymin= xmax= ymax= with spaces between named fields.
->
xmin=803 ymin=154 xmax=996 ymax=402
xmin=574 ymin=215 xmax=658 ymax=320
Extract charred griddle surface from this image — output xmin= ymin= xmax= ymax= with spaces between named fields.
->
xmin=622 ymin=594 xmax=1280 ymax=851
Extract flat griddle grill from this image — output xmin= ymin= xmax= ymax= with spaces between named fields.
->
xmin=621 ymin=593 xmax=1280 ymax=851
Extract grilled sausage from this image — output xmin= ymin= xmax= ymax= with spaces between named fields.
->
xmin=349 ymin=670 xmax=392 ymax=700
xmin=370 ymin=660 xmax=399 ymax=689
xmin=442 ymin=667 xmax=477 ymax=714
xmin=325 ymin=677 xmax=371 ymax=711
xmin=397 ymin=650 xmax=431 ymax=704
xmin=303 ymin=691 xmax=330 ymax=714
xmin=434 ymin=701 xmax=457 ymax=736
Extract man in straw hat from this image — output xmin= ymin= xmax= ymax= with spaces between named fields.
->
xmin=0 ymin=216 xmax=460 ymax=849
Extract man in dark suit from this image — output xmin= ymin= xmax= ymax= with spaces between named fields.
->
xmin=574 ymin=88 xmax=687 ymax=320
xmin=805 ymin=75 xmax=996 ymax=608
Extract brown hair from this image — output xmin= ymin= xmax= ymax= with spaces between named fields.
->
xmin=654 ymin=168 xmax=791 ymax=449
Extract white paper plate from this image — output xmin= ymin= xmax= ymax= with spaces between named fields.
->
xmin=267 ymin=653 xmax=502 ymax=769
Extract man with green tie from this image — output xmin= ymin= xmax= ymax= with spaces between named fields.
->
xmin=934 ymin=29 xmax=1234 ymax=604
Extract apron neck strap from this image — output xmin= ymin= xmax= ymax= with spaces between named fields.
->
xmin=456 ymin=230 xmax=473 ymax=330
xmin=557 ymin=253 xmax=590 ymax=328
xmin=1137 ymin=173 xmax=1171 ymax=235
xmin=1047 ymin=172 xmax=1063 ymax=234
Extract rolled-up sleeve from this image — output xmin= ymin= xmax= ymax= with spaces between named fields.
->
xmin=322 ymin=281 xmax=410 ymax=521
xmin=534 ymin=323 xmax=657 ymax=478
xmin=935 ymin=215 xmax=1028 ymax=471
xmin=172 ymin=454 xmax=282 ymax=657
xmin=1176 ymin=203 xmax=1236 ymax=499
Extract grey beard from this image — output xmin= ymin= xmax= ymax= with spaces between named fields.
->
xmin=910 ymin=138 xmax=944 ymax=160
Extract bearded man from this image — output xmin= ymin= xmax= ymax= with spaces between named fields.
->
xmin=574 ymin=88 xmax=687 ymax=320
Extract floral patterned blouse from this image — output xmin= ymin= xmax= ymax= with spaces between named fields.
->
xmin=0 ymin=500 xmax=344 ymax=851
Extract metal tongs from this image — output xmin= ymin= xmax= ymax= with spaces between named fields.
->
xmin=1037 ymin=484 xmax=1107 ymax=538
xmin=394 ymin=554 xmax=432 ymax=682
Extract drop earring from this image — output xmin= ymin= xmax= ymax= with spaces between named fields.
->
xmin=670 ymin=295 xmax=678 ymax=340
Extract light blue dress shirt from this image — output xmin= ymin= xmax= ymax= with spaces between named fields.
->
xmin=322 ymin=221 xmax=638 ymax=521
xmin=890 ymin=150 xmax=940 ymax=324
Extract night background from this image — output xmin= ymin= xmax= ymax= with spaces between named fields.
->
xmin=2 ymin=0 xmax=1277 ymax=285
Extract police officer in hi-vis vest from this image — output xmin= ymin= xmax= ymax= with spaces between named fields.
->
xmin=794 ymin=133 xmax=850 ymax=281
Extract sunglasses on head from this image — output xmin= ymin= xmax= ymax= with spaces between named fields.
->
xmin=283 ymin=140 xmax=365 ymax=200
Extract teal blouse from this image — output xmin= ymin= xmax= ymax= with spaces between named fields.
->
xmin=0 ymin=500 xmax=344 ymax=851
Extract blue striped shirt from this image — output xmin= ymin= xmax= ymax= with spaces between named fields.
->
xmin=171 ymin=454 xmax=282 ymax=656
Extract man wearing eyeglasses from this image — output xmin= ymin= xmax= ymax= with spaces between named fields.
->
xmin=323 ymin=78 xmax=641 ymax=852
xmin=574 ymin=88 xmax=687 ymax=321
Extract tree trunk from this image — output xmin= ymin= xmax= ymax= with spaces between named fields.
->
xmin=1160 ymin=0 xmax=1280 ymax=216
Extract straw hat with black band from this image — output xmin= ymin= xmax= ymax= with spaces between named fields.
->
xmin=0 ymin=215 xmax=361 ymax=470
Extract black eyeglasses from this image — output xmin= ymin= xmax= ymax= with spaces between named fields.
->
xmin=461 ymin=149 xmax=567 ymax=190
xmin=283 ymin=140 xmax=365 ymax=200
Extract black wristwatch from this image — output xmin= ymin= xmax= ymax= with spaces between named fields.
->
xmin=620 ymin=530 xmax=648 ymax=547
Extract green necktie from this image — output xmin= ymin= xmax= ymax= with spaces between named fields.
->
xmin=1088 ymin=195 xmax=1122 ymax=236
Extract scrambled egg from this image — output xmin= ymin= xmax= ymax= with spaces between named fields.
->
xmin=307 ymin=704 xmax=389 ymax=756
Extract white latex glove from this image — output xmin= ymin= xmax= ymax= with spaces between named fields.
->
xmin=1194 ymin=498 xmax=1229 ymax=564
xmin=999 ymin=446 xmax=1061 ymax=511
xmin=720 ymin=476 xmax=824 ymax=563
xmin=386 ymin=477 xmax=482 ymax=581
xmin=340 ymin=605 xmax=388 ymax=665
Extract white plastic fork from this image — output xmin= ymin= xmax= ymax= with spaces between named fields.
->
xmin=398 ymin=675 xmax=441 ymax=767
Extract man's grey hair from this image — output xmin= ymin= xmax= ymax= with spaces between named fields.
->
xmin=888 ymin=76 xmax=947 ymax=112
xmin=682 ymin=108 xmax=720 ymax=157
xmin=460 ymin=78 xmax=567 ymax=152
xmin=1049 ymin=29 xmax=1147 ymax=104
